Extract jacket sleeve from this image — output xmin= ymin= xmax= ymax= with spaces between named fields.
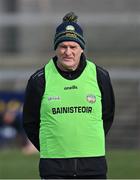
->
xmin=96 ymin=66 xmax=115 ymax=136
xmin=23 ymin=68 xmax=45 ymax=150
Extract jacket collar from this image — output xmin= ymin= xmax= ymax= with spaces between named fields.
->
xmin=53 ymin=53 xmax=87 ymax=80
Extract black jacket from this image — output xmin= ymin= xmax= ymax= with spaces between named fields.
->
xmin=23 ymin=54 xmax=115 ymax=177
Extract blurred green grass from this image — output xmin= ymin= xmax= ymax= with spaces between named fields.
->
xmin=107 ymin=150 xmax=140 ymax=179
xmin=0 ymin=149 xmax=140 ymax=179
xmin=0 ymin=149 xmax=39 ymax=179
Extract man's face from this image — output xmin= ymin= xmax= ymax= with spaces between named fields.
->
xmin=55 ymin=41 xmax=83 ymax=71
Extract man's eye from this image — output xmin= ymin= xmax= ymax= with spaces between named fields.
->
xmin=61 ymin=46 xmax=67 ymax=48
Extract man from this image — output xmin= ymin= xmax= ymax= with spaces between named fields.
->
xmin=23 ymin=12 xmax=115 ymax=179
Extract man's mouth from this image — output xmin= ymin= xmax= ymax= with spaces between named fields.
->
xmin=63 ymin=57 xmax=73 ymax=60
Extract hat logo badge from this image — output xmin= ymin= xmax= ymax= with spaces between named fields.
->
xmin=66 ymin=25 xmax=75 ymax=31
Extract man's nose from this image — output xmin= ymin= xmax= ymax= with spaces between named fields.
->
xmin=65 ymin=47 xmax=71 ymax=55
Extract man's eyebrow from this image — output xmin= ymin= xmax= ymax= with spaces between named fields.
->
xmin=59 ymin=44 xmax=67 ymax=47
xmin=70 ymin=45 xmax=77 ymax=47
xmin=59 ymin=44 xmax=77 ymax=48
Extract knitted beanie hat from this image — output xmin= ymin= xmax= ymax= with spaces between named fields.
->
xmin=54 ymin=12 xmax=85 ymax=50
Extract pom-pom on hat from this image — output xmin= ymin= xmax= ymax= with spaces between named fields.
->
xmin=54 ymin=12 xmax=85 ymax=50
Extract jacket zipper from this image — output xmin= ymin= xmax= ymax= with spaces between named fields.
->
xmin=74 ymin=159 xmax=78 ymax=177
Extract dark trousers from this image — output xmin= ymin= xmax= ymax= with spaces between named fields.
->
xmin=41 ymin=174 xmax=107 ymax=179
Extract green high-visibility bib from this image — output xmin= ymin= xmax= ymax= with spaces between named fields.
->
xmin=40 ymin=59 xmax=105 ymax=158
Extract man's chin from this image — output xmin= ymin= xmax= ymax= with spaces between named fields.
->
xmin=63 ymin=58 xmax=73 ymax=62
xmin=63 ymin=64 xmax=76 ymax=71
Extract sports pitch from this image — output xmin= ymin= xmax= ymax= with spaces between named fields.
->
xmin=0 ymin=149 xmax=140 ymax=179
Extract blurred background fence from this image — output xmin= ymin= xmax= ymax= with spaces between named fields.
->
xmin=0 ymin=0 xmax=140 ymax=178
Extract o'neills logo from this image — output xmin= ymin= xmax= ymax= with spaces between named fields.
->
xmin=64 ymin=85 xmax=78 ymax=90
xmin=52 ymin=106 xmax=92 ymax=114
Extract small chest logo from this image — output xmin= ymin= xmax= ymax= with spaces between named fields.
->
xmin=48 ymin=96 xmax=61 ymax=101
xmin=86 ymin=95 xmax=96 ymax=104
